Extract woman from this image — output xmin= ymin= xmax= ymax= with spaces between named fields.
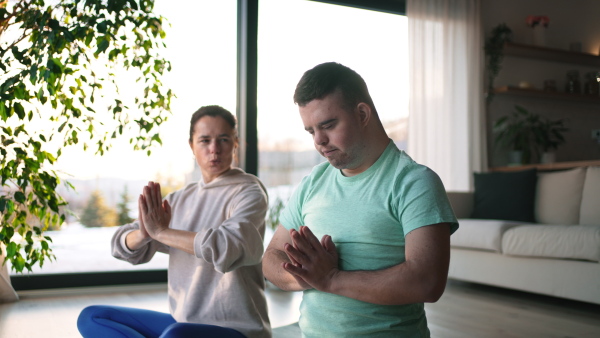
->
xmin=77 ymin=105 xmax=271 ymax=338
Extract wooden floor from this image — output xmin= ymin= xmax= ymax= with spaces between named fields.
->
xmin=1 ymin=279 xmax=599 ymax=337
xmin=425 ymin=280 xmax=600 ymax=338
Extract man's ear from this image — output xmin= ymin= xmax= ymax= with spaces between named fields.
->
xmin=356 ymin=102 xmax=372 ymax=127
xmin=189 ymin=140 xmax=193 ymax=151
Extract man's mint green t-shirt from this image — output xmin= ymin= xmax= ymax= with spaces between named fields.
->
xmin=280 ymin=141 xmax=459 ymax=338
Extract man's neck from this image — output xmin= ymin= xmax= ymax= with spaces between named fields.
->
xmin=341 ymin=133 xmax=390 ymax=177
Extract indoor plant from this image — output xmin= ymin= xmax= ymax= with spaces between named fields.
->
xmin=484 ymin=23 xmax=513 ymax=106
xmin=494 ymin=105 xmax=540 ymax=165
xmin=494 ymin=105 xmax=567 ymax=165
xmin=0 ymin=0 xmax=173 ymax=274
xmin=535 ymin=116 xmax=568 ymax=163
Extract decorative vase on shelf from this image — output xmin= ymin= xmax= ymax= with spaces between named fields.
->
xmin=532 ymin=25 xmax=546 ymax=47
xmin=526 ymin=15 xmax=549 ymax=47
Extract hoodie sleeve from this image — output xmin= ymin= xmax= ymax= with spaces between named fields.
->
xmin=111 ymin=221 xmax=170 ymax=264
xmin=194 ymin=182 xmax=268 ymax=274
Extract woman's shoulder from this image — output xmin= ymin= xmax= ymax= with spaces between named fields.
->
xmin=219 ymin=168 xmax=265 ymax=189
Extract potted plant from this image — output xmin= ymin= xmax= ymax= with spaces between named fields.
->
xmin=0 ymin=244 xmax=18 ymax=303
xmin=534 ymin=117 xmax=568 ymax=163
xmin=494 ymin=105 xmax=540 ymax=165
xmin=494 ymin=105 xmax=568 ymax=165
xmin=266 ymin=197 xmax=285 ymax=231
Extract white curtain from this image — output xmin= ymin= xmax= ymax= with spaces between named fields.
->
xmin=407 ymin=0 xmax=486 ymax=192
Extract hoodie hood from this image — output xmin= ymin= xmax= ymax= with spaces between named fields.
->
xmin=200 ymin=167 xmax=266 ymax=192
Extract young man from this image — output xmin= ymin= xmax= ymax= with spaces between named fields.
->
xmin=263 ymin=62 xmax=459 ymax=337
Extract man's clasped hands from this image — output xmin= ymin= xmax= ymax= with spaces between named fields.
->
xmin=283 ymin=226 xmax=341 ymax=293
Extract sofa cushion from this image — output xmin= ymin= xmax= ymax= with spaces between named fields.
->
xmin=451 ymin=219 xmax=528 ymax=252
xmin=471 ymin=169 xmax=537 ymax=222
xmin=535 ymin=167 xmax=586 ymax=225
xmin=580 ymin=166 xmax=600 ymax=226
xmin=502 ymin=224 xmax=600 ymax=262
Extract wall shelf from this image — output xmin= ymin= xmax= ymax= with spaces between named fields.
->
xmin=504 ymin=42 xmax=600 ymax=67
xmin=493 ymin=86 xmax=600 ymax=103
xmin=490 ymin=160 xmax=600 ymax=172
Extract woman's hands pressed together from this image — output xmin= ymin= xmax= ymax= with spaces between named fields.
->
xmin=138 ymin=181 xmax=172 ymax=240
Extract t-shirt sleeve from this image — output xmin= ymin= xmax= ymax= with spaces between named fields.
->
xmin=397 ymin=165 xmax=459 ymax=236
xmin=279 ymin=175 xmax=311 ymax=232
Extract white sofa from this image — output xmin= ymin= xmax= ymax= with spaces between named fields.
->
xmin=446 ymin=166 xmax=600 ymax=305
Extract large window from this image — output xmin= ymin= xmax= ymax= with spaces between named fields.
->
xmin=8 ymin=0 xmax=407 ymax=288
xmin=257 ymin=0 xmax=408 ymax=204
xmin=9 ymin=1 xmax=238 ymax=276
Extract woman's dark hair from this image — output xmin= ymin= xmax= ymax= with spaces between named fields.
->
xmin=293 ymin=62 xmax=376 ymax=112
xmin=189 ymin=105 xmax=237 ymax=142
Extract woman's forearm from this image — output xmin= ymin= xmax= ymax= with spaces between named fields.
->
xmin=155 ymin=228 xmax=196 ymax=255
xmin=125 ymin=229 xmax=151 ymax=251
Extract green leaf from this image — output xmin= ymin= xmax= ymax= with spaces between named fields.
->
xmin=6 ymin=200 xmax=14 ymax=214
xmin=14 ymin=84 xmax=25 ymax=99
xmin=85 ymin=32 xmax=94 ymax=46
xmin=6 ymin=242 xmax=17 ymax=257
xmin=14 ymin=255 xmax=26 ymax=272
xmin=96 ymin=37 xmax=110 ymax=55
xmin=3 ymin=227 xmax=14 ymax=241
xmin=48 ymin=198 xmax=58 ymax=212
xmin=151 ymin=134 xmax=162 ymax=145
xmin=14 ymin=191 xmax=26 ymax=203
xmin=0 ymin=102 xmax=7 ymax=120
xmin=97 ymin=21 xmax=108 ymax=34
xmin=128 ymin=0 xmax=139 ymax=10
xmin=13 ymin=102 xmax=25 ymax=119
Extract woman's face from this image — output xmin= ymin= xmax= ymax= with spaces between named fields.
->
xmin=189 ymin=115 xmax=238 ymax=183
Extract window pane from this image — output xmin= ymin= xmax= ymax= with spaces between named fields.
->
xmin=257 ymin=0 xmax=408 ymax=203
xmin=9 ymin=1 xmax=238 ymax=275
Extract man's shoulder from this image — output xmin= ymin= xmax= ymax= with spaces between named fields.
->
xmin=379 ymin=150 xmax=445 ymax=197
xmin=302 ymin=160 xmax=334 ymax=183
xmin=383 ymin=148 xmax=432 ymax=179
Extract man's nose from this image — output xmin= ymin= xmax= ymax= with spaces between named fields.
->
xmin=314 ymin=130 xmax=328 ymax=146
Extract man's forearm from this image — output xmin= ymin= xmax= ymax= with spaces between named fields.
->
xmin=283 ymin=223 xmax=452 ymax=305
xmin=325 ymin=260 xmax=448 ymax=305
xmin=263 ymin=248 xmax=311 ymax=291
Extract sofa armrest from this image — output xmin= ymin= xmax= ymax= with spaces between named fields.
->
xmin=446 ymin=191 xmax=474 ymax=219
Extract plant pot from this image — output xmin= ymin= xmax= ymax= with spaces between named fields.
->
xmin=0 ymin=252 xmax=19 ymax=303
xmin=508 ymin=150 xmax=523 ymax=166
xmin=541 ymin=152 xmax=556 ymax=164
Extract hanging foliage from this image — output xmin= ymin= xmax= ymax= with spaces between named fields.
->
xmin=0 ymin=0 xmax=174 ymax=272
xmin=484 ymin=23 xmax=512 ymax=106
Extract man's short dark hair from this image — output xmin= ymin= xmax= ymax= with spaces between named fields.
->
xmin=189 ymin=105 xmax=237 ymax=142
xmin=293 ymin=62 xmax=376 ymax=112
